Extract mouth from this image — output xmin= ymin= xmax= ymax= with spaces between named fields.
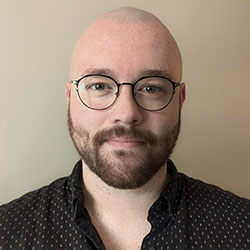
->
xmin=105 ymin=137 xmax=145 ymax=149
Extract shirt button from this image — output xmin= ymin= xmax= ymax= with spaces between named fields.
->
xmin=148 ymin=248 xmax=156 ymax=250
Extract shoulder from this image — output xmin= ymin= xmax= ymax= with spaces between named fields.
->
xmin=0 ymin=176 xmax=69 ymax=228
xmin=178 ymin=173 xmax=250 ymax=234
xmin=170 ymin=172 xmax=250 ymax=248
xmin=0 ymin=162 xmax=84 ymax=249
xmin=179 ymin=172 xmax=250 ymax=208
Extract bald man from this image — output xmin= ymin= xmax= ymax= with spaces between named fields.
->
xmin=0 ymin=7 xmax=249 ymax=250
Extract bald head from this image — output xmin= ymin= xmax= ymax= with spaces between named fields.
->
xmin=70 ymin=7 xmax=182 ymax=82
xmin=101 ymin=7 xmax=160 ymax=24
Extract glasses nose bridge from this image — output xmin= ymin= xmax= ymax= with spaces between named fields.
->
xmin=117 ymin=81 xmax=135 ymax=94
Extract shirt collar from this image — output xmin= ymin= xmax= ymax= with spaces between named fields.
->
xmin=67 ymin=159 xmax=181 ymax=220
xmin=67 ymin=160 xmax=86 ymax=221
xmin=160 ymin=159 xmax=181 ymax=217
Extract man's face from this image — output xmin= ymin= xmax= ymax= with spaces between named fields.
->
xmin=67 ymin=21 xmax=185 ymax=189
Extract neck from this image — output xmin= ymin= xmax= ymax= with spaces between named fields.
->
xmin=82 ymin=160 xmax=169 ymax=219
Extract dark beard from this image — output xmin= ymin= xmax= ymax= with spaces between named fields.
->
xmin=68 ymin=106 xmax=181 ymax=189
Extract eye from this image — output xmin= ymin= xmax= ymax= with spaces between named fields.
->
xmin=91 ymin=83 xmax=107 ymax=90
xmin=141 ymin=85 xmax=161 ymax=93
xmin=85 ymin=82 xmax=114 ymax=91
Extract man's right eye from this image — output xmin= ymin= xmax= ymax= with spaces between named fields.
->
xmin=86 ymin=83 xmax=107 ymax=91
xmin=90 ymin=83 xmax=106 ymax=90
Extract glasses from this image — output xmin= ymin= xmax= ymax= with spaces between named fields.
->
xmin=71 ymin=74 xmax=180 ymax=112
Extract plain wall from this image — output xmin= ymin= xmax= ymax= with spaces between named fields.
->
xmin=0 ymin=0 xmax=250 ymax=205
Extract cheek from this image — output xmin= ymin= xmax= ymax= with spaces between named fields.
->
xmin=148 ymin=106 xmax=180 ymax=136
xmin=162 ymin=92 xmax=181 ymax=124
xmin=69 ymin=95 xmax=108 ymax=135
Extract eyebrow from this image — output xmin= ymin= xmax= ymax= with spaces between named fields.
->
xmin=140 ymin=69 xmax=170 ymax=78
xmin=81 ymin=68 xmax=171 ymax=80
xmin=83 ymin=68 xmax=114 ymax=76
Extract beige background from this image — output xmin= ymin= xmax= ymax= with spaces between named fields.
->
xmin=0 ymin=0 xmax=249 ymax=205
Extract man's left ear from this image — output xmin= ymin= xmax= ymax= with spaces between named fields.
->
xmin=179 ymin=82 xmax=186 ymax=108
xmin=66 ymin=81 xmax=71 ymax=105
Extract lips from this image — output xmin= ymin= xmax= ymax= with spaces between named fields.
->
xmin=105 ymin=137 xmax=145 ymax=149
xmin=108 ymin=137 xmax=144 ymax=142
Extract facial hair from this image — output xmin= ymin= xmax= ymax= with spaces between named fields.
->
xmin=68 ymin=105 xmax=181 ymax=190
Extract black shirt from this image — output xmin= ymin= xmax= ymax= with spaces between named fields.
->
xmin=0 ymin=160 xmax=250 ymax=250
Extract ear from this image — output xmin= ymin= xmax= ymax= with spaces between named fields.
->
xmin=66 ymin=81 xmax=71 ymax=105
xmin=179 ymin=82 xmax=186 ymax=109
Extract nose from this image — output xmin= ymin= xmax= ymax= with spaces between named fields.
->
xmin=109 ymin=84 xmax=143 ymax=126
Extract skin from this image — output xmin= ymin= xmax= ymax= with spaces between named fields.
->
xmin=66 ymin=7 xmax=186 ymax=250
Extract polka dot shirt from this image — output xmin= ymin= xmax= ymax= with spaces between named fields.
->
xmin=0 ymin=160 xmax=250 ymax=250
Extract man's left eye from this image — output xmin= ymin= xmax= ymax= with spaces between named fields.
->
xmin=142 ymin=86 xmax=161 ymax=93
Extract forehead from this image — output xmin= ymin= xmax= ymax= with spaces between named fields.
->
xmin=71 ymin=22 xmax=176 ymax=81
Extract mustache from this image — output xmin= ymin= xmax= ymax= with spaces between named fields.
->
xmin=92 ymin=126 xmax=157 ymax=147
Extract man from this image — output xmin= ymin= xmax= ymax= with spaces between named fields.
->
xmin=0 ymin=7 xmax=249 ymax=250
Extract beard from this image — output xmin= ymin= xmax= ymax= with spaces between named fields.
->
xmin=68 ymin=105 xmax=181 ymax=190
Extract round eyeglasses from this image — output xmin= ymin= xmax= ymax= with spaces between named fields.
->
xmin=71 ymin=74 xmax=180 ymax=112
